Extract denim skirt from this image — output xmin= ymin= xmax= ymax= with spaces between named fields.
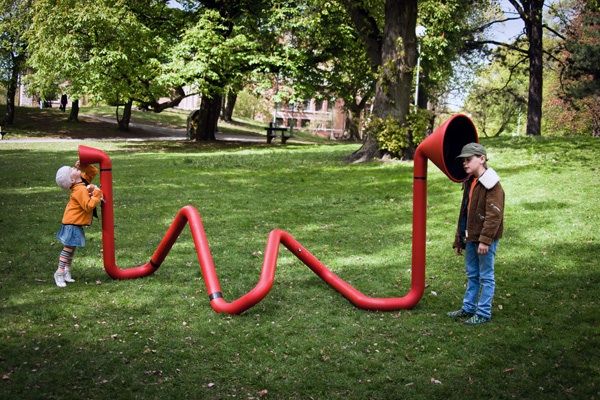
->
xmin=56 ymin=224 xmax=86 ymax=247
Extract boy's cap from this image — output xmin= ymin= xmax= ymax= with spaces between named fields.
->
xmin=456 ymin=142 xmax=487 ymax=158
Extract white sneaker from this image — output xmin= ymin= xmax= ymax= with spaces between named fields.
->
xmin=54 ymin=271 xmax=67 ymax=288
xmin=64 ymin=269 xmax=75 ymax=283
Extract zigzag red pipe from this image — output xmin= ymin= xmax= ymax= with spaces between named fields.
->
xmin=79 ymin=144 xmax=427 ymax=314
xmin=79 ymin=113 xmax=478 ymax=315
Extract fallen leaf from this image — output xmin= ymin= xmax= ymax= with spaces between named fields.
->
xmin=258 ymin=389 xmax=268 ymax=397
xmin=431 ymin=377 xmax=442 ymax=385
xmin=207 ymin=382 xmax=215 ymax=388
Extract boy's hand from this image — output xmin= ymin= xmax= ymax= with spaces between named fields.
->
xmin=454 ymin=246 xmax=463 ymax=256
xmin=477 ymin=243 xmax=489 ymax=255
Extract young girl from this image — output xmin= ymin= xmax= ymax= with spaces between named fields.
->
xmin=54 ymin=164 xmax=103 ymax=287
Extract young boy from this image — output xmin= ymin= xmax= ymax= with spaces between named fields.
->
xmin=448 ymin=143 xmax=505 ymax=325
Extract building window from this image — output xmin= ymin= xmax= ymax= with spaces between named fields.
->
xmin=315 ymin=99 xmax=324 ymax=112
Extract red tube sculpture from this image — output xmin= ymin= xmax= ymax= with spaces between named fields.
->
xmin=79 ymin=114 xmax=477 ymax=314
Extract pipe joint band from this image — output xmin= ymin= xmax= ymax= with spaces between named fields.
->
xmin=208 ymin=291 xmax=223 ymax=301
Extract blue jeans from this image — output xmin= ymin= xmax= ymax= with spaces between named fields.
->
xmin=462 ymin=240 xmax=498 ymax=320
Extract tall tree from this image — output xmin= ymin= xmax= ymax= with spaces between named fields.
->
xmin=341 ymin=0 xmax=418 ymax=161
xmin=465 ymin=48 xmax=528 ymax=136
xmin=555 ymin=0 xmax=600 ymax=136
xmin=0 ymin=0 xmax=31 ymax=125
xmin=26 ymin=0 xmax=184 ymax=130
xmin=166 ymin=1 xmax=272 ymax=141
xmin=507 ymin=0 xmax=544 ymax=136
xmin=268 ymin=0 xmax=376 ymax=141
xmin=418 ymin=0 xmax=494 ymax=113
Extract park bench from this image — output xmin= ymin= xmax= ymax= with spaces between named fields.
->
xmin=0 ymin=126 xmax=7 ymax=140
xmin=264 ymin=122 xmax=291 ymax=144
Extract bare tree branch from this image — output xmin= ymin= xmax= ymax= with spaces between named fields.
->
xmin=467 ymin=39 xmax=529 ymax=55
xmin=473 ymin=17 xmax=523 ymax=34
xmin=507 ymin=0 xmax=527 ymax=21
xmin=543 ymin=23 xmax=566 ymax=40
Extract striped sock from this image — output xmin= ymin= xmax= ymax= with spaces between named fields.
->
xmin=57 ymin=247 xmax=74 ymax=273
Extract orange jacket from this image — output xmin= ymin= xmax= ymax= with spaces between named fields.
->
xmin=62 ymin=183 xmax=103 ymax=226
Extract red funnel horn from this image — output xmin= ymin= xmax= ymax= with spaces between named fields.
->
xmin=417 ymin=114 xmax=478 ymax=182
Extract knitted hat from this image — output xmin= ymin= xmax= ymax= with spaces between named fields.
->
xmin=55 ymin=166 xmax=73 ymax=190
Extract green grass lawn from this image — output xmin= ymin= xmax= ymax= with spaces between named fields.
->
xmin=0 ymin=136 xmax=599 ymax=399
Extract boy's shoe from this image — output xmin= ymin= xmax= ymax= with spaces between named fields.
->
xmin=464 ymin=314 xmax=490 ymax=325
xmin=64 ymin=269 xmax=75 ymax=283
xmin=54 ymin=271 xmax=67 ymax=288
xmin=447 ymin=309 xmax=474 ymax=319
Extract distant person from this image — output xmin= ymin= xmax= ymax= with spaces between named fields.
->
xmin=53 ymin=163 xmax=103 ymax=287
xmin=60 ymin=94 xmax=68 ymax=112
xmin=448 ymin=143 xmax=505 ymax=325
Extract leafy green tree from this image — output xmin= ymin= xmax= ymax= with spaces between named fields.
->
xmin=557 ymin=0 xmax=600 ymax=136
xmin=26 ymin=0 xmax=181 ymax=129
xmin=465 ymin=48 xmax=528 ymax=136
xmin=265 ymin=0 xmax=375 ymax=141
xmin=334 ymin=0 xmax=492 ymax=159
xmin=165 ymin=1 xmax=273 ymax=141
xmin=418 ymin=0 xmax=494 ymax=112
xmin=0 ymin=0 xmax=31 ymax=125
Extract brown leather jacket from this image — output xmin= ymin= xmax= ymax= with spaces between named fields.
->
xmin=454 ymin=168 xmax=505 ymax=248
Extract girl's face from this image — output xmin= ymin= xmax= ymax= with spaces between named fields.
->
xmin=69 ymin=167 xmax=82 ymax=183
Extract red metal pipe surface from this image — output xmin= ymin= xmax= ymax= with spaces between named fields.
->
xmin=78 ymin=114 xmax=477 ymax=314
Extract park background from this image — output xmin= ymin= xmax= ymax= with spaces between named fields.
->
xmin=1 ymin=0 xmax=599 ymax=399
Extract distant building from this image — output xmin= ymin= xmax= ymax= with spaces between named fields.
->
xmin=273 ymin=98 xmax=346 ymax=139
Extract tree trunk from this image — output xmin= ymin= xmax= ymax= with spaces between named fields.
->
xmin=344 ymin=108 xmax=361 ymax=141
xmin=68 ymin=99 xmax=80 ymax=122
xmin=3 ymin=60 xmax=19 ymax=125
xmin=345 ymin=0 xmax=418 ymax=162
xmin=193 ymin=94 xmax=222 ymax=141
xmin=525 ymin=0 xmax=543 ymax=136
xmin=222 ymin=88 xmax=237 ymax=122
xmin=116 ymin=100 xmax=133 ymax=131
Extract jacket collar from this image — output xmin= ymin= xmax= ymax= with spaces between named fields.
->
xmin=478 ymin=168 xmax=500 ymax=189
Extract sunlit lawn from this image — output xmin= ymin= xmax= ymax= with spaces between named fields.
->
xmin=0 ymin=136 xmax=598 ymax=399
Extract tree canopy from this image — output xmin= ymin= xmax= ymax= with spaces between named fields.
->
xmin=1 ymin=0 xmax=596 ymax=146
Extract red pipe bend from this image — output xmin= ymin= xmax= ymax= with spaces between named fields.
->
xmin=79 ymin=145 xmax=429 ymax=314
